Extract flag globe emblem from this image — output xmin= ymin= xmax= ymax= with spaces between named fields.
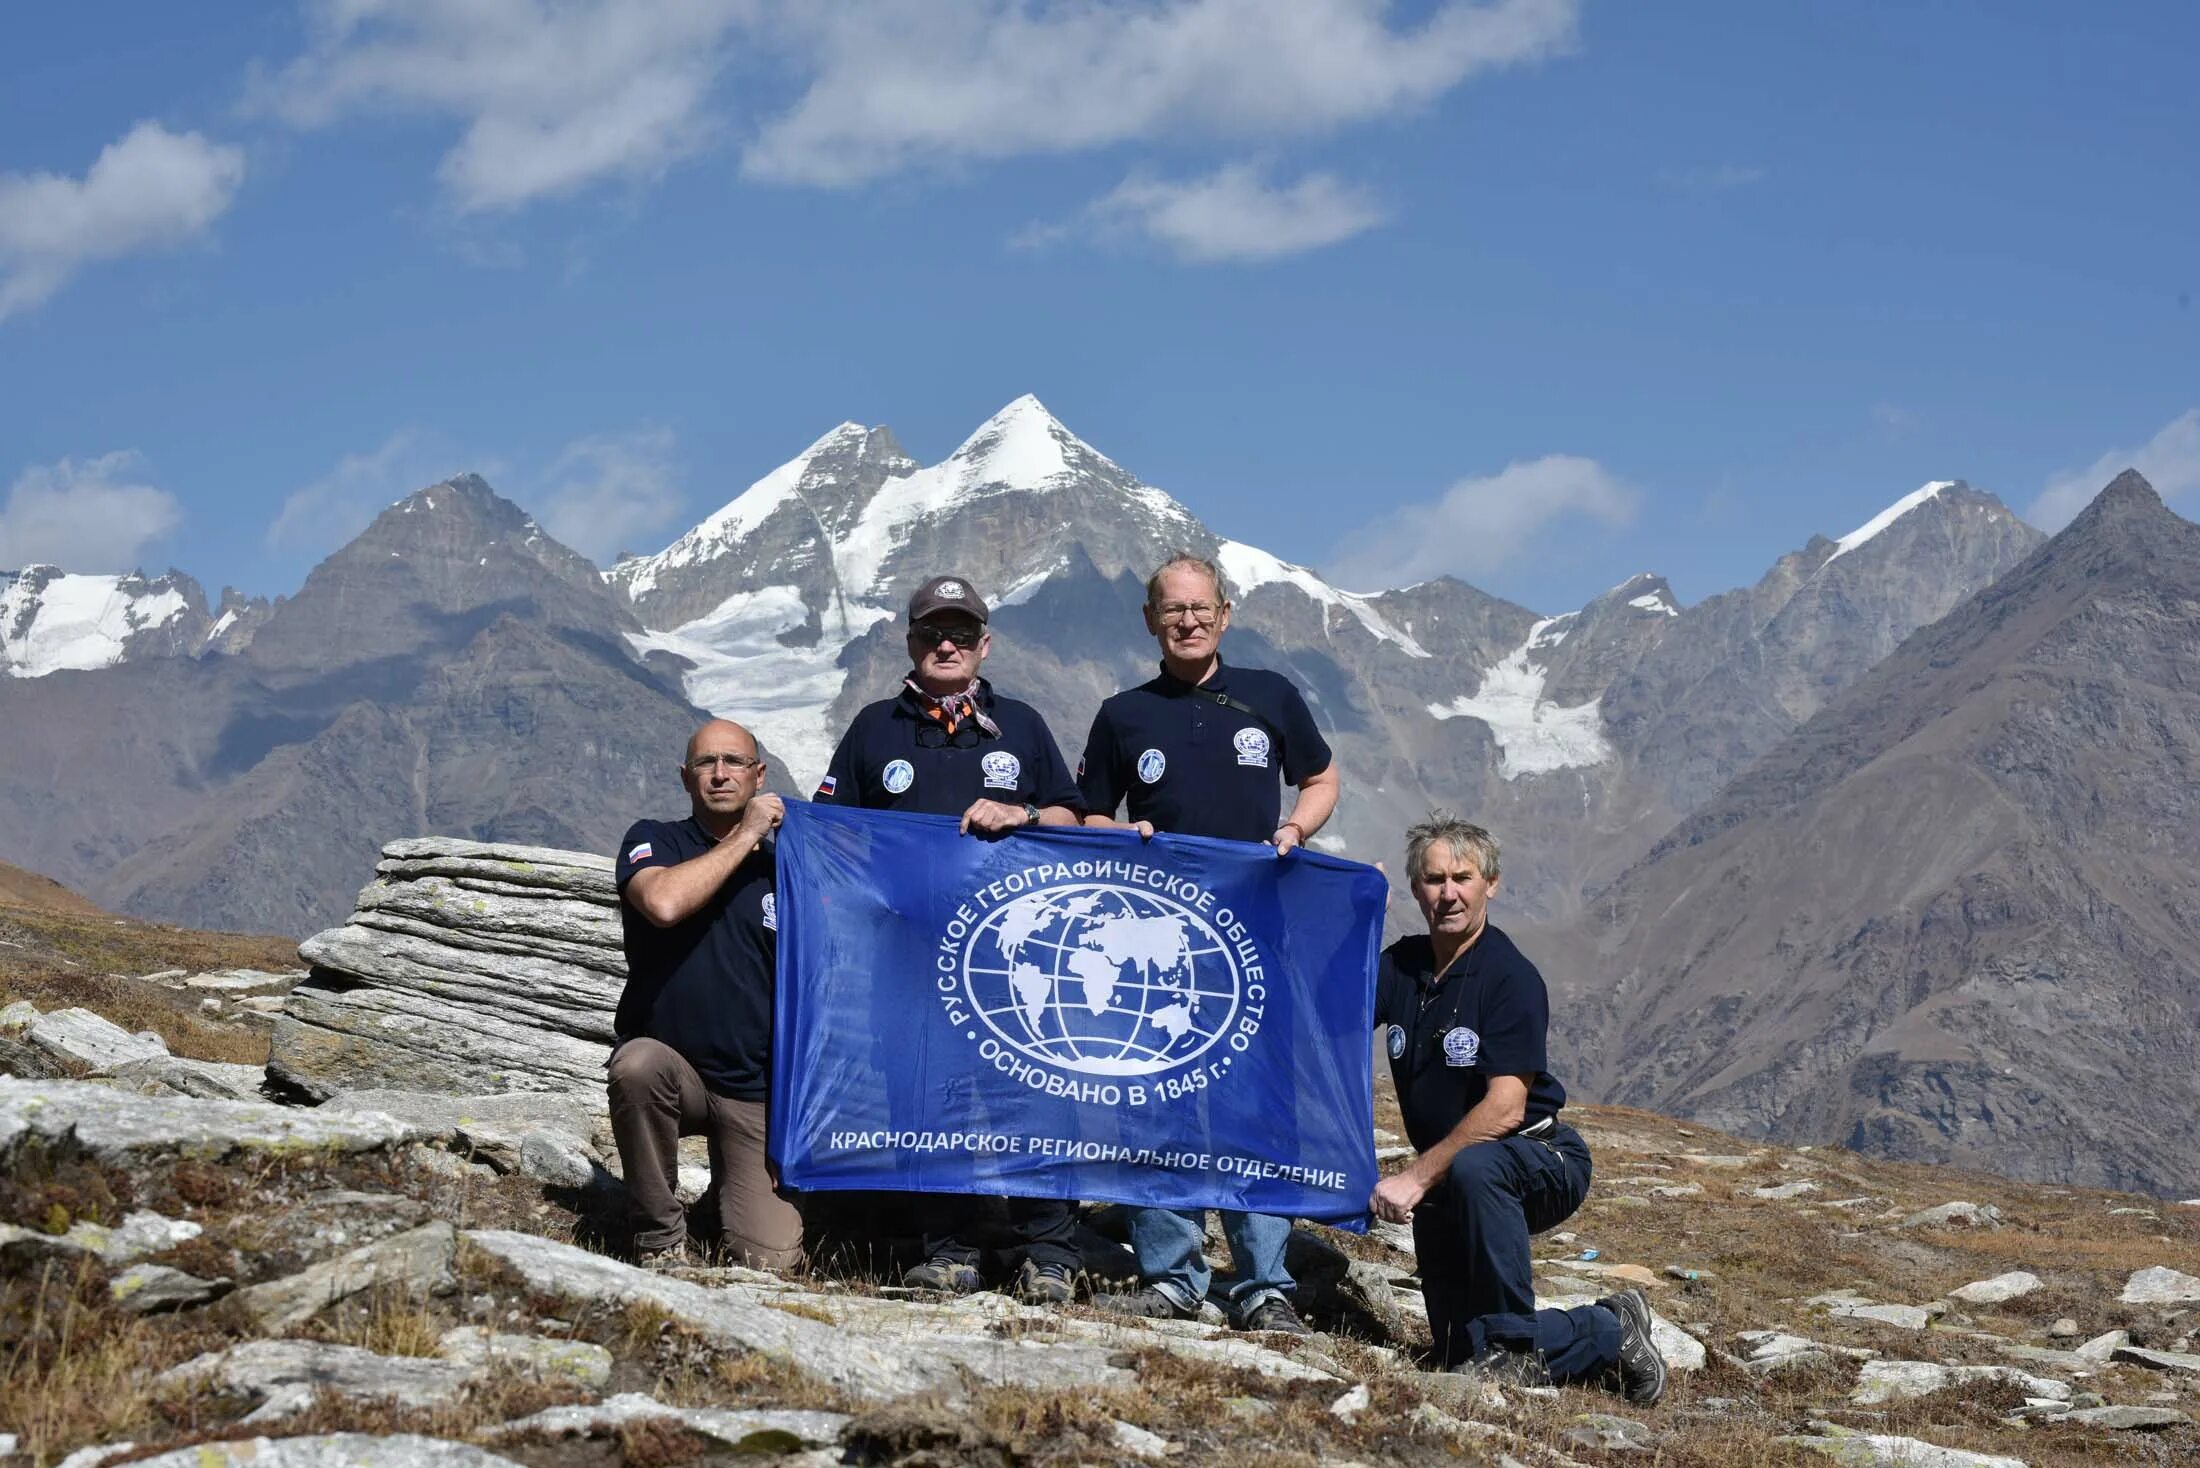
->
xmin=961 ymin=884 xmax=1244 ymax=1076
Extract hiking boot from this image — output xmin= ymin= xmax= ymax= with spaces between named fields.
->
xmin=902 ymin=1255 xmax=983 ymax=1293
xmin=1453 ymin=1344 xmax=1552 ymax=1390
xmin=1241 ymin=1296 xmax=1313 ymax=1336
xmin=1017 ymin=1259 xmax=1077 ymax=1305
xmin=1599 ymin=1288 xmax=1668 ymax=1406
xmin=1092 ymin=1286 xmax=1200 ymax=1321
xmin=634 ymin=1238 xmax=693 ymax=1272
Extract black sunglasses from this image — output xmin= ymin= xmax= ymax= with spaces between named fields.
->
xmin=910 ymin=620 xmax=984 ymax=648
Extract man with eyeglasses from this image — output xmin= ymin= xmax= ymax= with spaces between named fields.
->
xmin=610 ymin=719 xmax=800 ymax=1272
xmin=1076 ymin=551 xmax=1340 ymax=1336
xmin=814 ymin=573 xmax=1085 ymax=1303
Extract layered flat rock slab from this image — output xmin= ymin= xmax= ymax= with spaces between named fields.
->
xmin=2112 ymin=1344 xmax=2200 ymax=1375
xmin=2061 ymin=1405 xmax=2190 ymax=1429
xmin=2120 ymin=1265 xmax=2200 ymax=1305
xmin=1778 ymin=1432 xmax=2026 ymax=1467
xmin=0 ymin=1078 xmax=424 ymax=1167
xmin=1948 ymin=1271 xmax=2041 ymax=1306
xmin=270 ymin=981 xmax=611 ymax=1100
xmin=26 ymin=1008 xmax=168 ymax=1072
xmin=489 ymin=1393 xmax=847 ymax=1452
xmin=158 ymin=1340 xmax=474 ymax=1424
xmin=235 ymin=1222 xmax=457 ymax=1333
xmin=463 ymin=1228 xmax=1137 ymax=1401
xmin=270 ymin=840 xmax=644 ymax=1101
xmin=1851 ymin=1359 xmax=2069 ymax=1405
xmin=1808 ymin=1290 xmax=1938 ymax=1331
xmin=111 ymin=1056 xmax=270 ymax=1101
xmin=321 ymin=1089 xmax=607 ymax=1181
xmin=128 ymin=1435 xmax=524 ymax=1468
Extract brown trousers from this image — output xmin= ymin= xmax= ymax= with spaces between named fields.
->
xmin=607 ymin=1037 xmax=802 ymax=1270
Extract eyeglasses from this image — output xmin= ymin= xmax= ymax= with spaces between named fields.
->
xmin=687 ymin=753 xmax=761 ymax=774
xmin=910 ymin=620 xmax=984 ymax=648
xmin=1153 ymin=601 xmax=1222 ymax=625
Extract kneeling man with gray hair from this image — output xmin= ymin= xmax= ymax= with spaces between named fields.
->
xmin=1369 ymin=813 xmax=1664 ymax=1401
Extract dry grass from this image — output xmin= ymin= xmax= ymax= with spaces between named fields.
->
xmin=0 ymin=898 xmax=297 ymax=1065
xmin=0 ymin=1256 xmax=229 ymax=1463
xmin=309 ymin=1286 xmax=454 ymax=1359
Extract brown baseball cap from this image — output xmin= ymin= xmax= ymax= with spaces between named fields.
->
xmin=907 ymin=574 xmax=989 ymax=624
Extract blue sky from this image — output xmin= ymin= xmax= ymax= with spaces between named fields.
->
xmin=1 ymin=1 xmax=2194 ymax=615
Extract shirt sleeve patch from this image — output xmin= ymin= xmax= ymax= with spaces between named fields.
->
xmin=815 ymin=775 xmax=837 ymax=798
xmin=626 ymin=841 xmax=653 ymax=863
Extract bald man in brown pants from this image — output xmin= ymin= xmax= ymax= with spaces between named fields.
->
xmin=610 ymin=719 xmax=802 ymax=1270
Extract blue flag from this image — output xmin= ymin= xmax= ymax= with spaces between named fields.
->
xmin=770 ymin=802 xmax=1386 ymax=1228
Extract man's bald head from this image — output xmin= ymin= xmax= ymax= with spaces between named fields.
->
xmin=685 ymin=719 xmax=758 ymax=766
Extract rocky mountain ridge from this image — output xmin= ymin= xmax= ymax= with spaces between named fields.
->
xmin=605 ymin=397 xmax=2044 ymax=928
xmin=1531 ymin=473 xmax=2200 ymax=1195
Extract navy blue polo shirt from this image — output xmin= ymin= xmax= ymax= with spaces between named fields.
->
xmin=1375 ymin=923 xmax=1567 ymax=1154
xmin=1077 ymin=658 xmax=1332 ymax=843
xmin=614 ymin=817 xmax=778 ymax=1101
xmin=813 ymin=678 xmax=1080 ymax=817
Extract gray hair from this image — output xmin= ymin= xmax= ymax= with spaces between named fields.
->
xmin=1144 ymin=552 xmax=1233 ymax=609
xmin=1405 ymin=811 xmax=1500 ymax=882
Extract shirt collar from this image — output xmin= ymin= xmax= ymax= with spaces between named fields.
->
xmin=894 ymin=675 xmax=997 ymax=719
xmin=1156 ymin=654 xmax=1230 ymax=696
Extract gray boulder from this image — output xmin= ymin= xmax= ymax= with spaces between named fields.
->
xmin=234 ymin=1222 xmax=457 ymax=1332
xmin=2120 ymin=1265 xmax=2200 ymax=1305
xmin=110 ymin=1263 xmax=232 ymax=1314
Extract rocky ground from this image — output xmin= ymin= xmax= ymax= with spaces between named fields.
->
xmin=5 ymin=862 xmax=2200 ymax=1466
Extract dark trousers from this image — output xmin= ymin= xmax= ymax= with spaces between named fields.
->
xmin=1412 ymin=1121 xmax=1619 ymax=1383
xmin=920 ymin=1194 xmax=1080 ymax=1274
xmin=607 ymin=1038 xmax=802 ymax=1269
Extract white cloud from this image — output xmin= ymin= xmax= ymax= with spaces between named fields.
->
xmin=251 ymin=0 xmax=752 ymax=212
xmin=0 ymin=453 xmax=184 ymax=571
xmin=534 ymin=428 xmax=687 ymax=563
xmin=748 ymin=0 xmax=1578 ymax=185
xmin=2030 ymin=408 xmax=2200 ymax=530
xmin=0 ymin=122 xmax=246 ymax=321
xmin=1326 ymin=454 xmax=1637 ymax=592
xmin=1063 ymin=162 xmax=1386 ymax=262
xmin=267 ymin=430 xmax=464 ymax=556
xmin=255 ymin=0 xmax=1575 ymax=211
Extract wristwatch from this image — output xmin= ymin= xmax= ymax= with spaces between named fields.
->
xmin=1023 ymin=802 xmax=1042 ymax=826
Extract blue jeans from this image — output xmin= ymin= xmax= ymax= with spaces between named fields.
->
xmin=1412 ymin=1121 xmax=1618 ymax=1384
xmin=1128 ymin=1206 xmax=1294 ymax=1319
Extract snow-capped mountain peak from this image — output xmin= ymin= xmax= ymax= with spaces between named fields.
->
xmin=1 ymin=566 xmax=199 ymax=677
xmin=1216 ymin=540 xmax=1430 ymax=657
xmin=1824 ymin=480 xmax=1959 ymax=566
xmin=1606 ymin=571 xmax=1679 ymax=617
xmin=941 ymin=393 xmax=1113 ymax=489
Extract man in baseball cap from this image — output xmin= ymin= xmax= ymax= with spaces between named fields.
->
xmin=813 ymin=572 xmax=1085 ymax=1302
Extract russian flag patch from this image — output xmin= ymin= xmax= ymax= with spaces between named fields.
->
xmin=626 ymin=842 xmax=653 ymax=863
xmin=815 ymin=775 xmax=837 ymax=798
